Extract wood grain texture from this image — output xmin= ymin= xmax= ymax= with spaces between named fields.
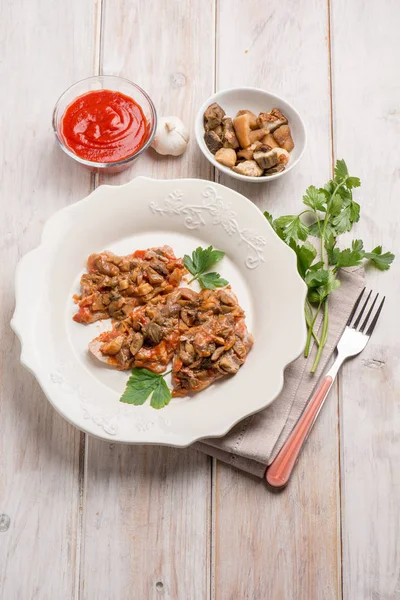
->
xmin=0 ymin=0 xmax=98 ymax=598
xmin=331 ymin=1 xmax=400 ymax=598
xmin=98 ymin=0 xmax=214 ymax=185
xmin=80 ymin=1 xmax=215 ymax=599
xmin=213 ymin=2 xmax=342 ymax=599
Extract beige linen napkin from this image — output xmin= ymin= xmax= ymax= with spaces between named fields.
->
xmin=194 ymin=266 xmax=365 ymax=477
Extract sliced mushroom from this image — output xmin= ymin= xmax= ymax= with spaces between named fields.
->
xmin=129 ymin=332 xmax=144 ymax=355
xmin=265 ymin=163 xmax=286 ymax=175
xmin=253 ymin=145 xmax=279 ymax=170
xmin=233 ymin=113 xmax=251 ymax=148
xmin=221 ymin=117 xmax=239 ymax=149
xmin=257 ymin=108 xmax=288 ymax=132
xmin=219 ymin=353 xmax=241 ymax=373
xmin=214 ymin=124 xmax=223 ymax=138
xmin=248 ymin=128 xmax=266 ymax=144
xmin=204 ymin=130 xmax=223 ymax=154
xmin=235 ymin=109 xmax=258 ymax=130
xmin=261 ymin=132 xmax=279 ymax=148
xmin=211 ymin=346 xmax=225 ymax=361
xmin=108 ymin=297 xmax=125 ymax=316
xmin=275 ymin=148 xmax=291 ymax=165
xmin=215 ymin=148 xmax=237 ymax=168
xmin=147 ymin=268 xmax=164 ymax=285
xmin=273 ymin=125 xmax=294 ymax=152
xmin=179 ymin=341 xmax=196 ymax=365
xmin=218 ymin=290 xmax=237 ymax=306
xmin=144 ymin=322 xmax=163 ymax=345
xmin=237 ymin=141 xmax=262 ymax=161
xmin=204 ymin=102 xmax=225 ymax=131
xmin=101 ymin=335 xmax=125 ymax=356
xmin=232 ymin=160 xmax=263 ymax=177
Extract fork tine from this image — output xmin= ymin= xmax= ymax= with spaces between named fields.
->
xmin=366 ymin=296 xmax=385 ymax=336
xmin=346 ymin=287 xmax=365 ymax=326
xmin=360 ymin=293 xmax=379 ymax=332
xmin=353 ymin=290 xmax=372 ymax=329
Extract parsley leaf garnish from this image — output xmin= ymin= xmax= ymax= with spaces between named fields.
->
xmin=197 ymin=272 xmax=228 ymax=289
xmin=120 ymin=368 xmax=171 ymax=409
xmin=274 ymin=215 xmax=309 ymax=243
xmin=184 ymin=245 xmax=228 ymax=289
xmin=265 ymin=159 xmax=394 ymax=373
xmin=363 ymin=246 xmax=395 ymax=271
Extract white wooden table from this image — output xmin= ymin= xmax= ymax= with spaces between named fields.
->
xmin=1 ymin=1 xmax=399 ymax=598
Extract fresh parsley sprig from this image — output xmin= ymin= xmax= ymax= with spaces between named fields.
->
xmin=120 ymin=368 xmax=171 ymax=409
xmin=184 ymin=246 xmax=228 ymax=289
xmin=265 ymin=159 xmax=394 ymax=374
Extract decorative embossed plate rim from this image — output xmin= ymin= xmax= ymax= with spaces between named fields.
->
xmin=11 ymin=177 xmax=307 ymax=446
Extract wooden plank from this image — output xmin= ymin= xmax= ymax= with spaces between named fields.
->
xmin=80 ymin=1 xmax=215 ymax=598
xmin=213 ymin=2 xmax=342 ymax=599
xmin=330 ymin=1 xmax=400 ymax=598
xmin=0 ymin=0 xmax=98 ymax=598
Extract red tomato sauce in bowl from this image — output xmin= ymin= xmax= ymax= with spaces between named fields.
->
xmin=61 ymin=89 xmax=148 ymax=164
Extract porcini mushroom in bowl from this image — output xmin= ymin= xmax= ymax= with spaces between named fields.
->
xmin=195 ymin=87 xmax=306 ymax=183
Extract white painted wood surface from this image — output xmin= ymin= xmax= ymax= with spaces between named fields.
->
xmin=331 ymin=1 xmax=400 ymax=598
xmin=0 ymin=1 xmax=97 ymax=599
xmin=0 ymin=1 xmax=399 ymax=599
xmin=213 ymin=2 xmax=341 ymax=599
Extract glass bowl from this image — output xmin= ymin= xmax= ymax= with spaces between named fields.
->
xmin=52 ymin=75 xmax=157 ymax=174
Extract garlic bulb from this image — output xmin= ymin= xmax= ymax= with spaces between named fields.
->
xmin=151 ymin=116 xmax=189 ymax=156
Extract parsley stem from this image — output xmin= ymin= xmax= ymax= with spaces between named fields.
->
xmin=304 ymin=302 xmax=322 ymax=357
xmin=163 ymin=369 xmax=172 ymax=377
xmin=320 ymin=178 xmax=346 ymax=263
xmin=305 ymin=300 xmax=321 ymax=346
xmin=311 ymin=299 xmax=329 ymax=373
xmin=187 ymin=276 xmax=198 ymax=284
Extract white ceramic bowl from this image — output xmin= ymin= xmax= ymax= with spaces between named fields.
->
xmin=195 ymin=87 xmax=307 ymax=183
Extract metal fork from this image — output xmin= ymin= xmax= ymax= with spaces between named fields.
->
xmin=266 ymin=289 xmax=385 ymax=489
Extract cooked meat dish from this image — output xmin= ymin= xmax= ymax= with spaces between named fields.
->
xmin=88 ymin=288 xmax=194 ymax=373
xmin=73 ymin=245 xmax=185 ymax=324
xmin=203 ymin=103 xmax=294 ymax=177
xmin=86 ymin=286 xmax=253 ymax=395
xmin=171 ymin=288 xmax=253 ymax=397
xmin=74 ymin=246 xmax=253 ymax=399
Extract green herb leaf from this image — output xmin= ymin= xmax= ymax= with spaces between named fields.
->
xmin=305 ymin=268 xmax=330 ymax=289
xmin=307 ymin=270 xmax=341 ymax=303
xmin=120 ymin=368 xmax=172 ymax=409
xmin=150 ymin=376 xmax=172 ymax=409
xmin=264 ymin=211 xmax=275 ymax=226
xmin=197 ymin=272 xmax=229 ymax=290
xmin=331 ymin=199 xmax=360 ymax=234
xmin=352 ymin=239 xmax=364 ymax=253
xmin=347 ymin=176 xmax=361 ymax=189
xmin=334 ymin=247 xmax=364 ymax=269
xmin=330 ymin=194 xmax=343 ymax=216
xmin=184 ymin=245 xmax=228 ymax=287
xmin=294 ymin=241 xmax=318 ymax=278
xmin=183 ymin=254 xmax=196 ymax=275
xmin=190 ymin=246 xmax=225 ymax=274
xmin=334 ymin=158 xmax=349 ymax=181
xmin=302 ymin=185 xmax=326 ymax=212
xmin=363 ymin=246 xmax=395 ymax=271
xmin=308 ymin=219 xmax=336 ymax=240
xmin=274 ymin=215 xmax=309 ymax=243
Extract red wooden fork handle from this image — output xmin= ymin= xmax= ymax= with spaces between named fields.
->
xmin=265 ymin=375 xmax=333 ymax=489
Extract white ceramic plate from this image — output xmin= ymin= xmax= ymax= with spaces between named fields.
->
xmin=12 ymin=177 xmax=307 ymax=446
xmin=195 ymin=87 xmax=307 ymax=183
